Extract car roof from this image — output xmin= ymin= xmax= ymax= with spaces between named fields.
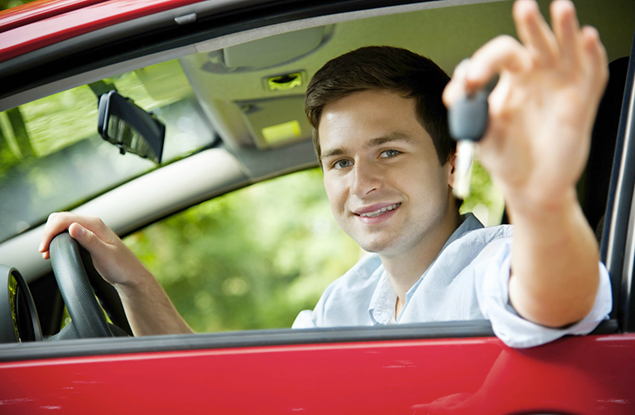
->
xmin=0 ymin=0 xmax=207 ymax=60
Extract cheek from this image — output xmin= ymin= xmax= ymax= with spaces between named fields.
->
xmin=405 ymin=164 xmax=450 ymax=202
xmin=323 ymin=175 xmax=346 ymax=211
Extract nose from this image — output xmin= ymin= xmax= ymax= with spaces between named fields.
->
xmin=350 ymin=160 xmax=380 ymax=197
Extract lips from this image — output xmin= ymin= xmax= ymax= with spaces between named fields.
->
xmin=354 ymin=203 xmax=401 ymax=218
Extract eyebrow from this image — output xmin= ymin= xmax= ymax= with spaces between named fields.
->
xmin=320 ymin=132 xmax=414 ymax=161
xmin=365 ymin=133 xmax=413 ymax=149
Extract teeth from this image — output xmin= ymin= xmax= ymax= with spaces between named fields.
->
xmin=359 ymin=203 xmax=400 ymax=218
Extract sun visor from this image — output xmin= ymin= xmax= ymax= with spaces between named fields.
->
xmin=236 ymin=95 xmax=311 ymax=148
xmin=200 ymin=26 xmax=333 ymax=73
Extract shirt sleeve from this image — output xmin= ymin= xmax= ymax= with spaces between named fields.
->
xmin=292 ymin=310 xmax=317 ymax=328
xmin=477 ymin=238 xmax=613 ymax=348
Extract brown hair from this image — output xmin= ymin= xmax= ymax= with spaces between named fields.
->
xmin=305 ymin=46 xmax=454 ymax=166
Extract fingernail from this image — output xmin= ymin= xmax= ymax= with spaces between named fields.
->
xmin=38 ymin=242 xmax=44 ymax=252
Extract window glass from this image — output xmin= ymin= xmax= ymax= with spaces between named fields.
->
xmin=0 ymin=59 xmax=215 ymax=242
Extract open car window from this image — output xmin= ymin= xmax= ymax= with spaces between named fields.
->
xmin=120 ymin=164 xmax=502 ymax=333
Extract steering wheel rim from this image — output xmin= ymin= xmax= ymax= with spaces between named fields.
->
xmin=50 ymin=232 xmax=113 ymax=338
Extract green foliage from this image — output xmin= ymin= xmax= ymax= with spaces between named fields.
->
xmin=16 ymin=86 xmax=98 ymax=158
xmin=124 ymin=169 xmax=362 ymax=332
xmin=460 ymin=161 xmax=504 ymax=226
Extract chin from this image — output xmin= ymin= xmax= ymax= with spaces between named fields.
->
xmin=355 ymin=238 xmax=394 ymax=255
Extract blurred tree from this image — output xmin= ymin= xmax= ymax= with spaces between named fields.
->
xmin=0 ymin=0 xmax=36 ymax=11
xmin=460 ymin=161 xmax=504 ymax=226
xmin=0 ymin=108 xmax=34 ymax=179
xmin=0 ymin=127 xmax=18 ymax=174
xmin=6 ymin=108 xmax=34 ymax=158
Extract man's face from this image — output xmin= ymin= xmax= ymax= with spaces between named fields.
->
xmin=319 ymin=90 xmax=457 ymax=258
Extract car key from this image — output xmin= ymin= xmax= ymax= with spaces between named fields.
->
xmin=448 ymin=74 xmax=498 ymax=198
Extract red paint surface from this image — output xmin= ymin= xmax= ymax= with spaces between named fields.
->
xmin=0 ymin=0 xmax=109 ymax=32
xmin=0 ymin=333 xmax=633 ymax=414
xmin=0 ymin=0 xmax=206 ymax=62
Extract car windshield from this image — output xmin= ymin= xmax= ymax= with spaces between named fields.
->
xmin=0 ymin=60 xmax=215 ymax=243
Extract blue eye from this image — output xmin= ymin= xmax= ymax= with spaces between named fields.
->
xmin=380 ymin=149 xmax=401 ymax=158
xmin=333 ymin=159 xmax=353 ymax=169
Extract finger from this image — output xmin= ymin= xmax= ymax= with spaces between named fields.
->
xmin=513 ymin=0 xmax=557 ymax=66
xmin=581 ymin=26 xmax=609 ymax=98
xmin=443 ymin=59 xmax=470 ymax=107
xmin=39 ymin=212 xmax=71 ymax=255
xmin=68 ymin=222 xmax=103 ymax=254
xmin=465 ymin=35 xmax=530 ymax=89
xmin=550 ymin=0 xmax=583 ymax=71
xmin=39 ymin=212 xmax=110 ymax=256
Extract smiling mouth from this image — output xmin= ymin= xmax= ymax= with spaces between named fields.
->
xmin=356 ymin=203 xmax=401 ymax=218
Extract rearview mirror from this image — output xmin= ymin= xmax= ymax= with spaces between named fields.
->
xmin=97 ymin=90 xmax=165 ymax=164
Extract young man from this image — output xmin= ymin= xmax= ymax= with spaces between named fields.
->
xmin=39 ymin=0 xmax=611 ymax=347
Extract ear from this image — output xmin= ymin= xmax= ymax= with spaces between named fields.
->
xmin=446 ymin=152 xmax=457 ymax=189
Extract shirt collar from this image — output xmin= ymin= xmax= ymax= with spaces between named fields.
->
xmin=368 ymin=269 xmax=397 ymax=325
xmin=440 ymin=213 xmax=484 ymax=251
xmin=367 ymin=213 xmax=484 ymax=325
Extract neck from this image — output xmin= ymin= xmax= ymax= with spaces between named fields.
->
xmin=381 ymin=209 xmax=461 ymax=302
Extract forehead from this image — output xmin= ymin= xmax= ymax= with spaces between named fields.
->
xmin=318 ymin=90 xmax=430 ymax=151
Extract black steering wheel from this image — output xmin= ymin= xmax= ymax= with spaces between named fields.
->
xmin=50 ymin=232 xmax=131 ymax=338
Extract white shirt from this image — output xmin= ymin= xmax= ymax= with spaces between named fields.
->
xmin=292 ymin=214 xmax=612 ymax=348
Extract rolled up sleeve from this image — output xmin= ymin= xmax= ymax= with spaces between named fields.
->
xmin=478 ymin=239 xmax=613 ymax=348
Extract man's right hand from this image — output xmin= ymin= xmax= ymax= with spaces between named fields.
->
xmin=39 ymin=212 xmax=147 ymax=289
xmin=39 ymin=212 xmax=194 ymax=336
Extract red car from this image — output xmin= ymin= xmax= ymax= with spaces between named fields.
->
xmin=0 ymin=0 xmax=634 ymax=413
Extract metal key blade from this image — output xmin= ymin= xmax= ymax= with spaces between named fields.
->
xmin=448 ymin=75 xmax=498 ymax=198
xmin=454 ymin=140 xmax=475 ymax=198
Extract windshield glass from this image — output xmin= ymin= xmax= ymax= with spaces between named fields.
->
xmin=0 ymin=60 xmax=215 ymax=242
